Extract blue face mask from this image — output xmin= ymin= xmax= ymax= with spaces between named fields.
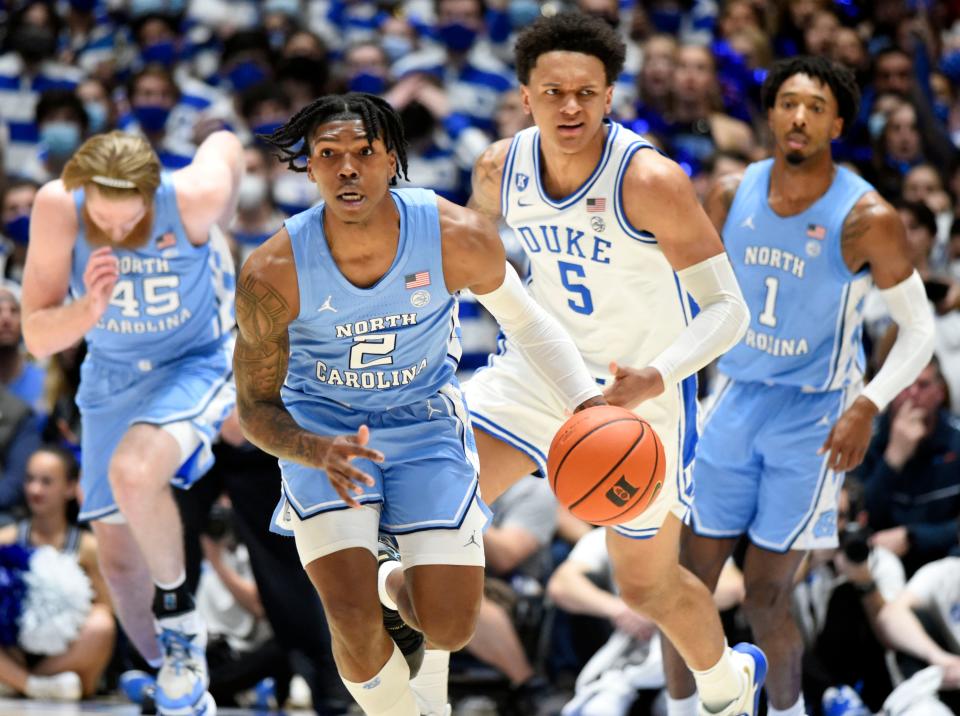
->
xmin=650 ymin=8 xmax=683 ymax=34
xmin=348 ymin=72 xmax=386 ymax=95
xmin=252 ymin=121 xmax=284 ymax=146
xmin=133 ymin=104 xmax=171 ymax=133
xmin=868 ymin=111 xmax=887 ymax=139
xmin=40 ymin=122 xmax=82 ymax=159
xmin=508 ymin=0 xmax=540 ymax=29
xmin=141 ymin=40 xmax=177 ymax=68
xmin=84 ymin=102 xmax=108 ymax=133
xmin=437 ymin=22 xmax=477 ymax=53
xmin=382 ymin=35 xmax=412 ymax=63
xmin=3 ymin=215 xmax=29 ymax=245
xmin=934 ymin=101 xmax=950 ymax=125
xmin=227 ymin=61 xmax=268 ymax=91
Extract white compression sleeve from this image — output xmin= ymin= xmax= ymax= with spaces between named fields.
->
xmin=648 ymin=254 xmax=749 ymax=387
xmin=861 ymin=270 xmax=935 ymax=411
xmin=474 ymin=263 xmax=601 ymax=410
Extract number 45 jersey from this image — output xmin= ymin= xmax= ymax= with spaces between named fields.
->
xmin=70 ymin=173 xmax=235 ymax=366
xmin=501 ymin=120 xmax=696 ymax=382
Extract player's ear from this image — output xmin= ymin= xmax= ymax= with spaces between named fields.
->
xmin=831 ymin=116 xmax=843 ymax=141
xmin=604 ymin=84 xmax=613 ymax=115
xmin=388 ymin=150 xmax=397 ymax=179
xmin=306 ymin=157 xmax=315 ymax=183
xmin=520 ymin=85 xmax=532 ymax=115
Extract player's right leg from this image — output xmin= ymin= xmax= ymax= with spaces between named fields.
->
xmin=287 ymin=506 xmax=420 ymax=716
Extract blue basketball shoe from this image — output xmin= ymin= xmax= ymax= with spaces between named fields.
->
xmin=699 ymin=643 xmax=768 ymax=716
xmin=154 ymin=618 xmax=216 ymax=716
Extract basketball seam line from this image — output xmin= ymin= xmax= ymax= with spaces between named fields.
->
xmin=567 ymin=423 xmax=646 ymax=512
xmin=550 ymin=417 xmax=638 ymax=492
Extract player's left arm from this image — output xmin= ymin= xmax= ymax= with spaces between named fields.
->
xmin=174 ymin=130 xmax=245 ymax=244
xmin=604 ymin=153 xmax=750 ymax=409
xmin=820 ymin=193 xmax=936 ymax=472
xmin=438 ymin=198 xmax=603 ymax=412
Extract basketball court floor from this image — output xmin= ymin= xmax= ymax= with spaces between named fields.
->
xmin=0 ymin=699 xmax=314 ymax=715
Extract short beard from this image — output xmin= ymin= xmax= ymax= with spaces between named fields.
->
xmin=82 ymin=205 xmax=154 ymax=250
xmin=785 ymin=151 xmax=806 ymax=166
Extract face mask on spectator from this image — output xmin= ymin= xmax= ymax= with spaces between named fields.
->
xmin=252 ymin=121 xmax=284 ymax=140
xmin=263 ymin=0 xmax=299 ymax=16
xmin=3 ymin=215 xmax=30 ymax=245
xmin=238 ymin=175 xmax=268 ymax=210
xmin=437 ymin=22 xmax=478 ymax=53
xmin=382 ymin=35 xmax=412 ymax=63
xmin=348 ymin=72 xmax=386 ymax=95
xmin=133 ymin=104 xmax=171 ymax=132
xmin=868 ymin=112 xmax=887 ymax=139
xmin=228 ymin=61 xmax=269 ymax=91
xmin=69 ymin=0 xmax=97 ymax=11
xmin=141 ymin=40 xmax=178 ymax=68
xmin=508 ymin=0 xmax=540 ymax=29
xmin=41 ymin=122 xmax=82 ymax=159
xmin=650 ymin=8 xmax=682 ymax=34
xmin=12 ymin=25 xmax=57 ymax=63
xmin=85 ymin=102 xmax=108 ymax=133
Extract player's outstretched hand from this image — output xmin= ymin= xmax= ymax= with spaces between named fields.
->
xmin=82 ymin=246 xmax=119 ymax=318
xmin=602 ymin=362 xmax=665 ymax=410
xmin=321 ymin=424 xmax=385 ymax=508
xmin=818 ymin=396 xmax=878 ymax=472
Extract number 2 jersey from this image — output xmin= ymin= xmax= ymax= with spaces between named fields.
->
xmin=70 ymin=173 xmax=235 ymax=367
xmin=717 ymin=158 xmax=874 ymax=391
xmin=500 ymin=119 xmax=698 ymax=464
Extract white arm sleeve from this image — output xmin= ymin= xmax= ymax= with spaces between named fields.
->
xmin=861 ymin=271 xmax=935 ymax=411
xmin=648 ymin=253 xmax=750 ymax=387
xmin=474 ymin=263 xmax=602 ymax=410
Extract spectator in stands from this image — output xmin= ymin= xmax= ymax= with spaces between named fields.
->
xmin=803 ymin=9 xmax=839 ymax=58
xmin=794 ymin=478 xmax=906 ymax=713
xmin=0 ymin=284 xmax=46 ymax=414
xmin=0 ymin=1 xmax=83 ymax=175
xmin=0 ymin=179 xmax=39 ymax=282
xmin=61 ymin=0 xmax=118 ymax=82
xmin=854 ymin=359 xmax=960 ymax=576
xmin=0 ymin=381 xmax=42 ymax=526
xmin=76 ymin=78 xmax=115 ymax=135
xmin=122 ymin=65 xmax=187 ymax=168
xmin=230 ymin=145 xmax=287 ymax=266
xmin=630 ymin=34 xmax=677 ymax=132
xmin=24 ymin=89 xmax=90 ymax=184
xmin=220 ymin=30 xmax=275 ymax=95
xmin=877 ymin=555 xmax=960 ymax=712
xmin=0 ymin=445 xmax=115 ymax=698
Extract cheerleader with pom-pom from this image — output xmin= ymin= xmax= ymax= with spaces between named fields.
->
xmin=0 ymin=445 xmax=115 ymax=700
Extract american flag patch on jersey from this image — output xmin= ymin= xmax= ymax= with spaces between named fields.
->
xmin=806 ymin=223 xmax=826 ymax=240
xmin=156 ymin=232 xmax=176 ymax=249
xmin=405 ymin=271 xmax=430 ymax=289
xmin=586 ymin=197 xmax=606 ymax=212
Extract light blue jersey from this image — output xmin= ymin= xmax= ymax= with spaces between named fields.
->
xmin=70 ymin=173 xmax=236 ymax=522
xmin=718 ymin=159 xmax=874 ymax=391
xmin=70 ymin=173 xmax=235 ymax=367
xmin=273 ymin=188 xmax=482 ymax=533
xmin=281 ymin=188 xmax=461 ymax=413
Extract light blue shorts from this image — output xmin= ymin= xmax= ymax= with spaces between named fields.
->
xmin=690 ymin=377 xmax=855 ymax=552
xmin=76 ymin=341 xmax=235 ymax=522
xmin=271 ymin=381 xmax=484 ymax=536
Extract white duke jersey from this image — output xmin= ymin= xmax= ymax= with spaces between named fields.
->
xmin=500 ymin=119 xmax=698 ymax=464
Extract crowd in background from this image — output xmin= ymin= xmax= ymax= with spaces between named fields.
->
xmin=0 ymin=0 xmax=959 ymax=714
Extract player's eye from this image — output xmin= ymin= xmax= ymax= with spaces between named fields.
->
xmin=545 ymin=89 xmax=559 ymax=95
xmin=319 ymin=148 xmax=334 ymax=157
xmin=360 ymin=146 xmax=374 ymax=156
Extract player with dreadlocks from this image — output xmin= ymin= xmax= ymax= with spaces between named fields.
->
xmin=662 ymin=57 xmax=935 ymax=716
xmin=233 ymin=92 xmax=604 ymax=716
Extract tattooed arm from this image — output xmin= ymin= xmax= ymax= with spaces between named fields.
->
xmin=703 ymin=172 xmax=743 ymax=235
xmin=467 ymin=138 xmax=511 ymax=221
xmin=234 ymin=229 xmax=383 ymax=506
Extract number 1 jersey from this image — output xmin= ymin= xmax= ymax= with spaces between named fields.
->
xmin=70 ymin=173 xmax=235 ymax=366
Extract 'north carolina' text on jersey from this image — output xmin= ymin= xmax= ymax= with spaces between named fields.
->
xmin=282 ymin=188 xmax=461 ymax=411
xmin=500 ymin=120 xmax=698 ymax=465
xmin=70 ymin=173 xmax=235 ymax=366
xmin=718 ymin=158 xmax=874 ymax=390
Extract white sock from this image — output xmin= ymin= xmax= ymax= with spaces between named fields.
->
xmin=25 ymin=672 xmax=82 ymax=701
xmin=665 ymin=692 xmax=699 ymax=716
xmin=691 ymin=647 xmax=743 ymax=713
xmin=154 ymin=571 xmax=186 ymax=591
xmin=378 ymin=559 xmax=402 ymax=611
xmin=411 ymin=649 xmax=450 ymax=715
xmin=768 ymin=695 xmax=806 ymax=716
xmin=341 ymin=643 xmax=419 ymax=716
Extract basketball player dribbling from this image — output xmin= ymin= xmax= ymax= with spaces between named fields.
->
xmin=388 ymin=12 xmax=765 ymax=716
xmin=663 ymin=57 xmax=936 ymax=716
xmin=22 ymin=130 xmax=243 ymax=716
xmin=232 ymin=93 xmax=604 ymax=716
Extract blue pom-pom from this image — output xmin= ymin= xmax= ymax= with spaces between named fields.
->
xmin=0 ymin=544 xmax=33 ymax=647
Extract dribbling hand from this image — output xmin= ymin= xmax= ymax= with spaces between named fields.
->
xmin=320 ymin=424 xmax=385 ymax=508
xmin=602 ymin=362 xmax=665 ymax=410
xmin=82 ymin=247 xmax=119 ymax=319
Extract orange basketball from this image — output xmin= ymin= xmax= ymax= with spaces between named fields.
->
xmin=547 ymin=406 xmax=665 ymax=526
